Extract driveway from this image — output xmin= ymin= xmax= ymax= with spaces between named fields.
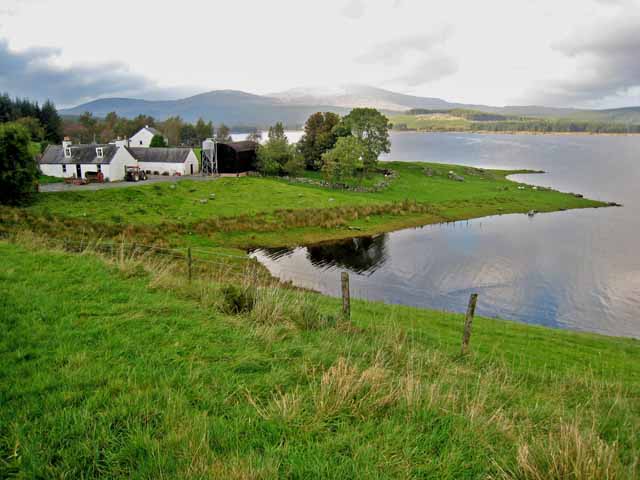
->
xmin=40 ymin=175 xmax=219 ymax=192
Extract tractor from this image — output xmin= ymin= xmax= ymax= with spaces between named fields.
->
xmin=125 ymin=166 xmax=148 ymax=182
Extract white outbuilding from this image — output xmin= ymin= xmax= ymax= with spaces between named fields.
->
xmin=129 ymin=148 xmax=200 ymax=176
xmin=39 ymin=140 xmax=138 ymax=182
xmin=129 ymin=125 xmax=166 ymax=148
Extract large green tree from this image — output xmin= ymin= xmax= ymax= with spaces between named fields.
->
xmin=298 ymin=112 xmax=341 ymax=171
xmin=321 ymin=136 xmax=365 ymax=184
xmin=257 ymin=123 xmax=302 ymax=176
xmin=0 ymin=122 xmax=39 ymax=205
xmin=341 ymin=108 xmax=391 ymax=172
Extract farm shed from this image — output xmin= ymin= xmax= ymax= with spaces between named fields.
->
xmin=129 ymin=148 xmax=199 ymax=176
xmin=39 ymin=141 xmax=137 ymax=182
xmin=216 ymin=141 xmax=258 ymax=174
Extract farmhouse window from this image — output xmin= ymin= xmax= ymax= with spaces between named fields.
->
xmin=64 ymin=147 xmax=72 ymax=158
xmin=62 ymin=164 xmax=67 ymax=173
xmin=96 ymin=147 xmax=104 ymax=158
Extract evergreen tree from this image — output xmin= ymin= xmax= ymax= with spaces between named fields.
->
xmin=38 ymin=100 xmax=62 ymax=143
xmin=0 ymin=122 xmax=39 ymax=205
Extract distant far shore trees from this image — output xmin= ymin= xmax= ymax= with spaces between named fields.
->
xmin=64 ymin=112 xmax=221 ymax=147
xmin=257 ymin=108 xmax=391 ymax=183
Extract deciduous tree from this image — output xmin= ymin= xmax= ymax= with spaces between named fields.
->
xmin=321 ymin=136 xmax=365 ymax=184
xmin=159 ymin=116 xmax=183 ymax=146
xmin=342 ymin=108 xmax=390 ymax=172
xmin=298 ymin=112 xmax=341 ymax=171
xmin=257 ymin=123 xmax=301 ymax=175
xmin=150 ymin=134 xmax=168 ymax=148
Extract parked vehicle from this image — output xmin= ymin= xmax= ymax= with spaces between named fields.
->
xmin=85 ymin=171 xmax=105 ymax=183
xmin=125 ymin=166 xmax=148 ymax=182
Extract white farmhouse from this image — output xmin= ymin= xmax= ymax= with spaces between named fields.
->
xmin=129 ymin=125 xmax=166 ymax=148
xmin=39 ymin=140 xmax=138 ymax=182
xmin=129 ymin=148 xmax=200 ymax=176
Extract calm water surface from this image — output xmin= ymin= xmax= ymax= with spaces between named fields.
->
xmin=252 ymin=133 xmax=640 ymax=338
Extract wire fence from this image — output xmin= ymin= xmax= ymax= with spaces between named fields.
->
xmin=54 ymin=236 xmax=252 ymax=276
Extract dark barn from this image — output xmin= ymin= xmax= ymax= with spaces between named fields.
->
xmin=216 ymin=141 xmax=258 ymax=174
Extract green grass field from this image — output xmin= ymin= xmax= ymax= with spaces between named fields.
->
xmin=1 ymin=241 xmax=638 ymax=478
xmin=37 ymin=174 xmax=63 ymax=185
xmin=14 ymin=162 xmax=604 ymax=251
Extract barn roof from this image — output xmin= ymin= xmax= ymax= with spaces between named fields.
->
xmin=128 ymin=147 xmax=194 ymax=164
xmin=218 ymin=141 xmax=258 ymax=153
xmin=145 ymin=126 xmax=163 ymax=136
xmin=39 ymin=144 xmax=118 ymax=165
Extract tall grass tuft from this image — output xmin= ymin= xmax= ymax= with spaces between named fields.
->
xmin=497 ymin=421 xmax=634 ymax=480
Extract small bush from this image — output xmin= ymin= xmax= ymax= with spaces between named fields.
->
xmin=290 ymin=302 xmax=337 ymax=331
xmin=220 ymin=284 xmax=256 ymax=315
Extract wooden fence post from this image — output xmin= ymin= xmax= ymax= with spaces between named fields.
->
xmin=341 ymin=271 xmax=350 ymax=321
xmin=187 ymin=247 xmax=193 ymax=283
xmin=461 ymin=293 xmax=479 ymax=355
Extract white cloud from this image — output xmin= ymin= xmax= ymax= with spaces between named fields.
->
xmin=341 ymin=0 xmax=365 ymax=19
xmin=1 ymin=0 xmax=639 ymax=108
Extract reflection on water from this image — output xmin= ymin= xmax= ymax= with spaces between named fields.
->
xmin=253 ymin=133 xmax=640 ymax=339
xmin=258 ymin=235 xmax=389 ymax=275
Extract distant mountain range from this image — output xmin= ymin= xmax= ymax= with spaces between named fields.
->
xmin=60 ymin=84 xmax=640 ymax=127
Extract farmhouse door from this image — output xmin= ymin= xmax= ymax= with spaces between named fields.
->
xmin=190 ymin=164 xmax=194 ymax=175
xmin=76 ymin=164 xmax=81 ymax=178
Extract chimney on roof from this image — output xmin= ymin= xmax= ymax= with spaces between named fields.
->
xmin=115 ymin=138 xmax=129 ymax=148
xmin=62 ymin=136 xmax=72 ymax=149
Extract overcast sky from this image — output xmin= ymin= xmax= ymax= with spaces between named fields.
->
xmin=1 ymin=0 xmax=639 ymax=108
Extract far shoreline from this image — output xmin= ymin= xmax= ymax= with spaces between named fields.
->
xmin=390 ymin=129 xmax=640 ymax=137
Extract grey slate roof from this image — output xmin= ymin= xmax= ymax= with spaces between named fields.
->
xmin=143 ymin=126 xmax=163 ymax=137
xmin=40 ymin=144 xmax=118 ymax=165
xmin=128 ymin=147 xmax=193 ymax=164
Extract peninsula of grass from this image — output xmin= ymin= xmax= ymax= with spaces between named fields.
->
xmin=1 ymin=241 xmax=638 ymax=478
xmin=6 ymin=162 xmax=605 ymax=252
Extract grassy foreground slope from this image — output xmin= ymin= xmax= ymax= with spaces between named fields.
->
xmin=16 ymin=162 xmax=604 ymax=250
xmin=1 ymin=242 xmax=638 ymax=478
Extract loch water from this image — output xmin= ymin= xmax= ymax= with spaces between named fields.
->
xmin=252 ymin=133 xmax=640 ymax=338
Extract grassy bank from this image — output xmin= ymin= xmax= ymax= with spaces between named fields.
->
xmin=1 ymin=241 xmax=638 ymax=478
xmin=7 ymin=162 xmax=605 ymax=251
